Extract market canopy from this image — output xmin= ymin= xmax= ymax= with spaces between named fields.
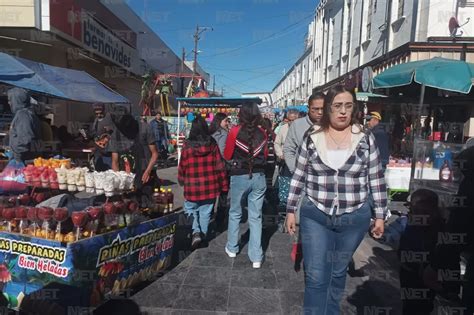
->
xmin=372 ymin=57 xmax=474 ymax=94
xmin=0 ymin=52 xmax=130 ymax=104
xmin=356 ymin=91 xmax=387 ymax=102
xmin=176 ymin=97 xmax=262 ymax=107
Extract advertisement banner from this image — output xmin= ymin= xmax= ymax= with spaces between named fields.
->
xmin=82 ymin=13 xmax=135 ymax=69
xmin=0 ymin=213 xmax=177 ymax=306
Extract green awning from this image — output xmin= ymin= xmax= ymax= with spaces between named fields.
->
xmin=356 ymin=92 xmax=387 ymax=102
xmin=372 ymin=57 xmax=474 ymax=94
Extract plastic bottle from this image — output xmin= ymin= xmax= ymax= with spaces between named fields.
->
xmin=160 ymin=189 xmax=168 ymax=214
xmin=153 ymin=188 xmax=160 ymax=213
xmin=167 ymin=188 xmax=174 ymax=213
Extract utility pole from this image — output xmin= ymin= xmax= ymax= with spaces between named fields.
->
xmin=191 ymin=25 xmax=213 ymax=84
xmin=181 ymin=47 xmax=185 ymax=96
xmin=212 ymin=74 xmax=215 ymax=95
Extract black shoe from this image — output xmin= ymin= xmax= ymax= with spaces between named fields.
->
xmin=191 ymin=232 xmax=202 ymax=249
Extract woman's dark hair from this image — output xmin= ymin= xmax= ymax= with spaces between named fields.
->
xmin=115 ymin=114 xmax=139 ymax=140
xmin=261 ymin=117 xmax=273 ymax=134
xmin=188 ymin=114 xmax=210 ymax=142
xmin=317 ymin=85 xmax=360 ymax=132
xmin=238 ymin=102 xmax=263 ymax=176
xmin=209 ymin=112 xmax=228 ymax=134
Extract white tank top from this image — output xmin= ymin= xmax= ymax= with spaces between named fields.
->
xmin=327 ymin=149 xmax=350 ymax=169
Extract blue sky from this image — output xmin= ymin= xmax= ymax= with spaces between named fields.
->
xmin=128 ymin=0 xmax=317 ymax=96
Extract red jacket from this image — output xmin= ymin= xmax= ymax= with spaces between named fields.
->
xmin=178 ymin=139 xmax=229 ymax=201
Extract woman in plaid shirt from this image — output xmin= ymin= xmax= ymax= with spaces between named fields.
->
xmin=178 ymin=115 xmax=229 ymax=249
xmin=286 ymin=85 xmax=388 ymax=314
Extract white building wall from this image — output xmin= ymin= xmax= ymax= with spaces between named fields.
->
xmin=273 ymin=0 xmax=474 ymax=101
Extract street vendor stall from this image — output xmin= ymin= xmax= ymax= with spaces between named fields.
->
xmin=0 ymin=156 xmax=178 ymax=310
xmin=0 ymin=54 xmax=181 ymax=310
xmin=372 ymin=57 xmax=474 ymax=196
xmin=0 ymin=52 xmax=131 ymax=168
xmin=175 ymin=97 xmax=263 ymax=161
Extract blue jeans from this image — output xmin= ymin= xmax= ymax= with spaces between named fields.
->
xmin=226 ymin=173 xmax=266 ymax=263
xmin=300 ymin=198 xmax=371 ymax=314
xmin=184 ymin=199 xmax=215 ymax=236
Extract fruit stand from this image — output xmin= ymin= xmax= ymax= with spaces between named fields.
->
xmin=0 ymin=158 xmax=178 ymax=309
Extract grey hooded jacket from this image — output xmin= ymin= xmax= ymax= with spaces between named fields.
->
xmin=212 ymin=128 xmax=228 ymax=157
xmin=283 ymin=115 xmax=315 ymax=173
xmin=8 ymin=88 xmax=41 ymax=161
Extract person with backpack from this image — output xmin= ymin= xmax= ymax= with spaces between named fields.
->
xmin=223 ymin=102 xmax=268 ymax=269
xmin=178 ymin=115 xmax=229 ymax=249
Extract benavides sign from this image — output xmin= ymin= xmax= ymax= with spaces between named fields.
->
xmin=82 ymin=13 xmax=133 ymax=68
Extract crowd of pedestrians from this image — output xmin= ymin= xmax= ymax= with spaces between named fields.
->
xmin=174 ymin=84 xmax=473 ymax=314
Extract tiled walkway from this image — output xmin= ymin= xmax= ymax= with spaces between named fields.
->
xmin=132 ymin=222 xmax=403 ymax=315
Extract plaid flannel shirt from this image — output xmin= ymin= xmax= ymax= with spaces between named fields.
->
xmin=286 ymin=125 xmax=388 ymax=219
xmin=178 ymin=141 xmax=229 ymax=202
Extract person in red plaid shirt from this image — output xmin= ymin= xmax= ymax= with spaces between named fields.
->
xmin=178 ymin=115 xmax=229 ymax=249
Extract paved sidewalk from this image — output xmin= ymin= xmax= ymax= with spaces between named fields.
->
xmin=131 ymin=166 xmax=402 ymax=314
xmin=132 ymin=224 xmax=402 ymax=314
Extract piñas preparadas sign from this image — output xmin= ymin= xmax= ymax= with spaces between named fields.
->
xmin=0 ymin=237 xmax=69 ymax=278
xmin=96 ymin=223 xmax=176 ymax=267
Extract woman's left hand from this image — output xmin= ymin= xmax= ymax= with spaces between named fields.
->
xmin=371 ymin=219 xmax=384 ymax=239
xmin=142 ymin=170 xmax=151 ymax=184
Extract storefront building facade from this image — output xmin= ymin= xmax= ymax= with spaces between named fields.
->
xmin=0 ymin=0 xmax=197 ymax=128
xmin=271 ymin=21 xmax=314 ymax=109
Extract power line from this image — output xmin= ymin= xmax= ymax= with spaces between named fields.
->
xmin=201 ymin=55 xmax=301 ymax=72
xmin=200 ymin=12 xmax=314 ymax=58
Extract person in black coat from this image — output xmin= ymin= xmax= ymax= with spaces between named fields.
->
xmin=367 ymin=111 xmax=390 ymax=169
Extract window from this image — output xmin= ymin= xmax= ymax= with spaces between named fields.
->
xmin=346 ymin=0 xmax=352 ymax=54
xmin=366 ymin=0 xmax=373 ymax=41
xmin=398 ymin=0 xmax=405 ymax=19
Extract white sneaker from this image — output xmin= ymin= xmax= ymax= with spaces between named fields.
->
xmin=252 ymin=262 xmax=262 ymax=269
xmin=225 ymin=247 xmax=236 ymax=258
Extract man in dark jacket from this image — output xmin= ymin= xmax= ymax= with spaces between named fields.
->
xmin=149 ymin=111 xmax=170 ymax=160
xmin=7 ymin=87 xmax=41 ymax=162
xmin=367 ymin=111 xmax=390 ymax=169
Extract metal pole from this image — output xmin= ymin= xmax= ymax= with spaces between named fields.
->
xmin=409 ymin=84 xmax=426 ymax=192
xmin=192 ymin=25 xmax=199 ymax=84
xmin=181 ymin=47 xmax=185 ymax=96
xmin=177 ymin=100 xmax=182 ymax=162
xmin=213 ymin=74 xmax=215 ymax=95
